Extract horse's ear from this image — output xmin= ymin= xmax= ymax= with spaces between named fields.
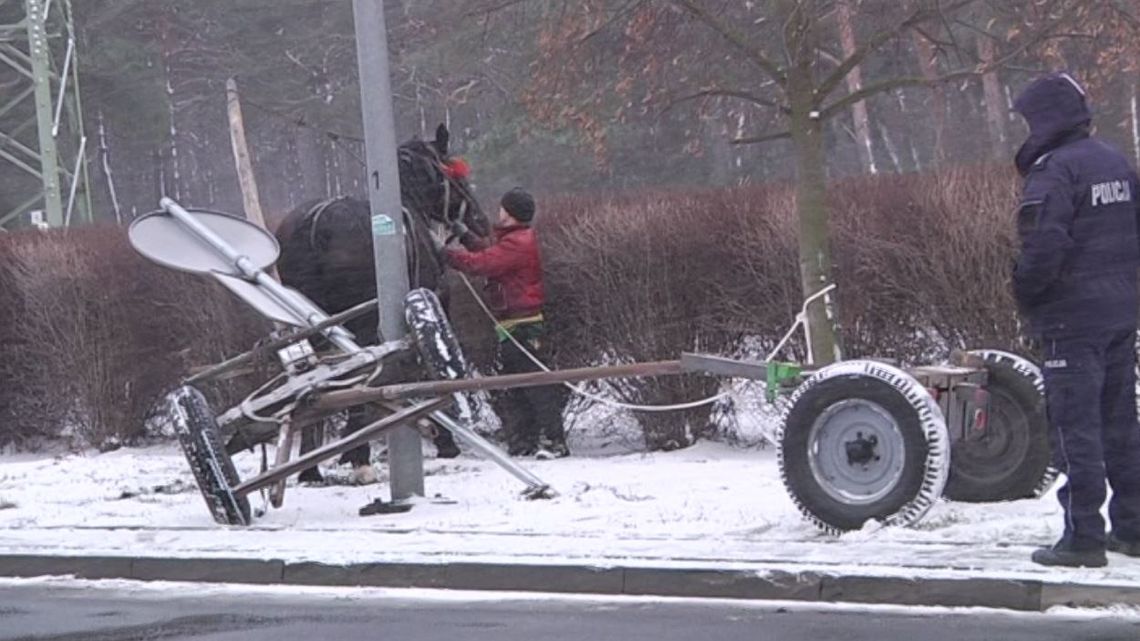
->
xmin=434 ymin=123 xmax=450 ymax=156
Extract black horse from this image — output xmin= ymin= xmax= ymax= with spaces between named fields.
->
xmin=274 ymin=124 xmax=490 ymax=483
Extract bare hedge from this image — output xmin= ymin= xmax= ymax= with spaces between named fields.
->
xmin=0 ymin=164 xmax=1025 ymax=450
xmin=537 ymin=164 xmax=1025 ymax=449
xmin=0 ymin=226 xmax=267 ymax=450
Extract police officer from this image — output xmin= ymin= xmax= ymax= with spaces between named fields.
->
xmin=1012 ymin=73 xmax=1140 ymax=567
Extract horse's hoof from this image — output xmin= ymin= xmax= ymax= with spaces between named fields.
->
xmin=435 ymin=437 xmax=461 ymax=459
xmin=350 ymin=464 xmax=379 ymax=486
xmin=298 ymin=469 xmax=324 ymax=485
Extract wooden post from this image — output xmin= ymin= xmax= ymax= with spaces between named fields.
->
xmin=226 ymin=78 xmax=269 ymax=231
xmin=313 ymin=360 xmax=687 ymax=411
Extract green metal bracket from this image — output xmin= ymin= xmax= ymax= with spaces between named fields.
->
xmin=766 ymin=361 xmax=803 ymax=404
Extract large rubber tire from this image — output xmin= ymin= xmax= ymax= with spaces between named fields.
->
xmin=404 ymin=288 xmax=478 ymax=422
xmin=159 ymin=386 xmax=251 ymax=526
xmin=943 ymin=350 xmax=1058 ymax=502
xmin=778 ymin=361 xmax=950 ymax=534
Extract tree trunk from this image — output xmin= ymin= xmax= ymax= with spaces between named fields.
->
xmin=1132 ymin=77 xmax=1140 ymax=167
xmin=837 ymin=0 xmax=877 ymax=174
xmin=896 ymin=90 xmax=923 ymax=172
xmin=789 ymin=78 xmax=841 ymax=365
xmin=912 ymin=33 xmax=947 ymax=164
xmin=877 ymin=120 xmax=903 ymax=173
xmin=978 ymin=37 xmax=1008 ymax=159
xmin=705 ymin=105 xmax=731 ymax=186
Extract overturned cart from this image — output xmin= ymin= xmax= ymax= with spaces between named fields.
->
xmin=130 ymin=199 xmax=1057 ymax=534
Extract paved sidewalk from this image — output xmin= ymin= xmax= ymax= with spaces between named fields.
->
xmin=2 ymin=526 xmax=1139 ymax=612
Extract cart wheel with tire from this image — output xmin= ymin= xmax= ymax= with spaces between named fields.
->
xmin=777 ymin=361 xmax=950 ymax=533
xmin=406 ymin=288 xmax=475 ymax=407
xmin=776 ymin=349 xmax=1056 ymax=534
xmin=943 ymin=350 xmax=1057 ymax=502
xmin=159 ymin=386 xmax=251 ymax=526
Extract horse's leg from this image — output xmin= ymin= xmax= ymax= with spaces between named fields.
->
xmin=337 ymin=407 xmax=379 ymax=485
xmin=432 ymin=418 xmax=461 ymax=458
xmin=338 ymin=407 xmax=372 ymax=468
xmin=298 ymin=424 xmax=324 ymax=484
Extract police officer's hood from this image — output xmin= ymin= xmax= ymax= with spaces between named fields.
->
xmin=1013 ymin=73 xmax=1092 ymax=176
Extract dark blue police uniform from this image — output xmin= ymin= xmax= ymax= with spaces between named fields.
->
xmin=1012 ymin=73 xmax=1140 ymax=567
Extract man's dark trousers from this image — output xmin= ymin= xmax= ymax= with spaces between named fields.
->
xmin=1043 ymin=329 xmax=1140 ymax=549
xmin=492 ymin=323 xmax=568 ymax=455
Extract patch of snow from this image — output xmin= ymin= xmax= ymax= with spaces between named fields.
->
xmin=1 ymin=441 xmax=1139 ymax=588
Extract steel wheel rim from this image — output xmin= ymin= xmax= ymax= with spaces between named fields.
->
xmin=807 ymin=399 xmax=907 ymax=506
xmin=953 ymin=388 xmax=1029 ymax=482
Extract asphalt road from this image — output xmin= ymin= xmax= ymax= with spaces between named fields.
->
xmin=0 ymin=580 xmax=1137 ymax=641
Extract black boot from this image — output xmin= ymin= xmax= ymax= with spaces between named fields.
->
xmin=297 ymin=467 xmax=324 ymax=485
xmin=1107 ymin=533 xmax=1140 ymax=558
xmin=434 ymin=431 xmax=461 ymax=459
xmin=1031 ymin=542 xmax=1107 ymax=568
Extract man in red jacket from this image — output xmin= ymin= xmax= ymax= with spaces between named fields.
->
xmin=444 ymin=188 xmax=569 ymax=458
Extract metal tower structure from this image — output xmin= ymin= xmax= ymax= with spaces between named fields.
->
xmin=0 ymin=0 xmax=91 ymax=230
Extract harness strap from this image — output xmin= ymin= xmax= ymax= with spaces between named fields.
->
xmin=305 ymin=197 xmax=344 ymax=252
xmin=495 ymin=313 xmax=545 ymax=341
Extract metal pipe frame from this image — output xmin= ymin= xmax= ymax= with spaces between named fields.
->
xmin=426 ymin=409 xmax=553 ymax=498
xmin=233 ymin=397 xmax=448 ymax=497
xmin=160 ymin=197 xmax=362 ymax=354
xmin=0 ymin=0 xmax=89 ymax=230
xmin=213 ymin=341 xmax=404 ymax=430
xmin=183 ymin=298 xmax=387 ymax=386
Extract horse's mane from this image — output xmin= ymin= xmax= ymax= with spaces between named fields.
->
xmin=398 ymin=139 xmax=446 ymax=215
xmin=276 ymin=126 xmax=483 ymax=251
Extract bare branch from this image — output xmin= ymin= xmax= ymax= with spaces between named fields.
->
xmin=1108 ymin=0 xmax=1140 ymax=28
xmin=465 ymin=0 xmax=535 ymax=18
xmin=669 ymin=0 xmax=788 ymax=86
xmin=816 ymin=0 xmax=978 ymax=103
xmin=820 ymin=75 xmax=942 ymax=120
xmin=732 ymin=130 xmax=792 ymax=145
xmin=820 ymin=1 xmax=1084 ymax=120
xmin=578 ymin=0 xmax=647 ymax=44
xmin=665 ymin=88 xmax=786 ymax=113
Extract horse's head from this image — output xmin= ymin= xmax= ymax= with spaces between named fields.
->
xmin=397 ymin=124 xmax=489 ymax=239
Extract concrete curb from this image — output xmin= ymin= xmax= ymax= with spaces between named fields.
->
xmin=0 ymin=554 xmax=1137 ymax=612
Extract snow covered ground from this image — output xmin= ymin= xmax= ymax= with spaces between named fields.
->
xmin=1 ymin=440 xmax=1139 ymax=588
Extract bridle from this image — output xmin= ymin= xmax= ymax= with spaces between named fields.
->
xmin=396 ymin=142 xmax=484 ymax=288
xmin=396 ymin=143 xmax=479 ymax=233
xmin=301 ymin=143 xmax=482 ymax=290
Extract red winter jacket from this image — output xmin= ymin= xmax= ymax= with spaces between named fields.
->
xmin=445 ymin=224 xmax=545 ymax=320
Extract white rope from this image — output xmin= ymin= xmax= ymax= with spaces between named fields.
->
xmin=456 ymin=272 xmax=729 ymax=412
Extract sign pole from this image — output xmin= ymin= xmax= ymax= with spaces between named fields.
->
xmin=351 ymin=0 xmax=424 ymax=500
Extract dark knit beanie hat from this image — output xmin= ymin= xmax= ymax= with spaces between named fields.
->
xmin=501 ymin=188 xmax=536 ymax=223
